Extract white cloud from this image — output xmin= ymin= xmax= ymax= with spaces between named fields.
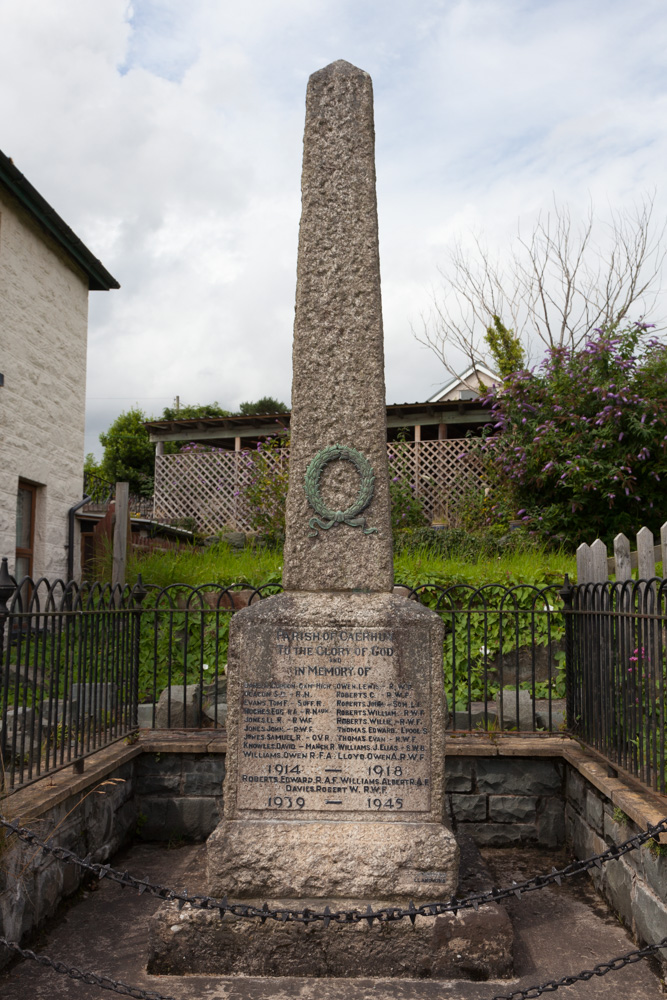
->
xmin=2 ymin=0 xmax=667 ymax=455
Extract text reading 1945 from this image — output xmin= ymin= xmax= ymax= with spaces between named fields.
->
xmin=237 ymin=626 xmax=431 ymax=814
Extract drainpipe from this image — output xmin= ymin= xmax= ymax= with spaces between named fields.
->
xmin=66 ymin=494 xmax=91 ymax=582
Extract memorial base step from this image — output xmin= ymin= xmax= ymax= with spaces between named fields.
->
xmin=147 ymin=894 xmax=513 ymax=979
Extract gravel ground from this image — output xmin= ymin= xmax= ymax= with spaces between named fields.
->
xmin=0 ymin=841 xmax=664 ymax=1000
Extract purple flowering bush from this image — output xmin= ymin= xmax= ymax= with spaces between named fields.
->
xmin=479 ymin=322 xmax=667 ymax=546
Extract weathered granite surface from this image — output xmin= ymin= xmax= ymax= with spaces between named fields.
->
xmin=224 ymin=592 xmax=448 ymax=823
xmin=148 ymin=898 xmax=512 ymax=979
xmin=283 ymin=60 xmax=392 ymax=593
xmin=210 ymin=591 xmax=457 ymax=899
xmin=207 ymin=819 xmax=458 ymax=900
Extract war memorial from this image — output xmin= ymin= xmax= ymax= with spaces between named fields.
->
xmin=148 ymin=59 xmax=512 ymax=978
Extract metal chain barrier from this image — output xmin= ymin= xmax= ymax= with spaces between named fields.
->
xmin=2 ymin=813 xmax=666 ymax=925
xmin=0 ymin=937 xmax=177 ymax=1000
xmin=488 ymin=936 xmax=667 ymax=1000
xmin=2 ymin=932 xmax=667 ymax=1000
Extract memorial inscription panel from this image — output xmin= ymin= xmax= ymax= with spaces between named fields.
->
xmin=236 ymin=625 xmax=431 ymax=815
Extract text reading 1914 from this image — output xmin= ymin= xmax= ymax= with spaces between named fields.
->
xmin=304 ymin=444 xmax=378 ymax=536
xmin=237 ymin=627 xmax=431 ymax=814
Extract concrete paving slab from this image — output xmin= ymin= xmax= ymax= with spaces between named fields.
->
xmin=0 ymin=842 xmax=662 ymax=1000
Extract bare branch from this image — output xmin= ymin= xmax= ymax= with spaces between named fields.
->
xmin=420 ymin=196 xmax=666 ymax=374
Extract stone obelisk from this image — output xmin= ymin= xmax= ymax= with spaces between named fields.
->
xmin=282 ymin=59 xmax=393 ymax=593
xmin=149 ymin=61 xmax=474 ymax=978
xmin=208 ymin=59 xmax=456 ymax=902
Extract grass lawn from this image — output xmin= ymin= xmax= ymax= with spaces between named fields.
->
xmin=124 ymin=538 xmax=577 ymax=592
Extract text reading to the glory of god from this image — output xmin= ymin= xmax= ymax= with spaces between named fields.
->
xmin=237 ymin=628 xmax=431 ymax=813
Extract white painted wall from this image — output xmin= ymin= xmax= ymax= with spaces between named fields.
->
xmin=0 ymin=189 xmax=89 ymax=581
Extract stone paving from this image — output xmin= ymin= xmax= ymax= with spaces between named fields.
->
xmin=0 ymin=841 xmax=662 ymax=1000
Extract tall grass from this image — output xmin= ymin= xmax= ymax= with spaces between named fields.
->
xmin=125 ymin=543 xmax=283 ymax=590
xmin=123 ymin=539 xmax=576 ymax=591
xmin=393 ymin=543 xmax=575 ymax=591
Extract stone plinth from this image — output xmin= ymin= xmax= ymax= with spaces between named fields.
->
xmin=206 ymin=819 xmax=456 ymax=900
xmin=210 ymin=591 xmax=457 ymax=901
xmin=149 ymin=898 xmax=513 ymax=979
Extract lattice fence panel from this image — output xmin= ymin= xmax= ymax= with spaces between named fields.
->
xmin=154 ymin=448 xmax=292 ymax=534
xmin=154 ymin=452 xmax=253 ymax=533
xmin=387 ymin=439 xmax=483 ymax=524
xmin=155 ymin=441 xmax=481 ymax=532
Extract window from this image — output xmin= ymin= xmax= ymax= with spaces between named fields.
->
xmin=16 ymin=481 xmax=36 ymax=580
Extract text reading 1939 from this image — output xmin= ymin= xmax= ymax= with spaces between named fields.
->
xmin=304 ymin=444 xmax=378 ymax=536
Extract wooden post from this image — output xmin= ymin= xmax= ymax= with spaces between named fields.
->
xmin=437 ymin=423 xmax=448 ymax=440
xmin=112 ymin=482 xmax=130 ymax=592
xmin=590 ymin=538 xmax=608 ymax=583
xmin=613 ymin=533 xmax=632 ymax=582
xmin=576 ymin=542 xmax=592 ymax=584
xmin=637 ymin=526 xmax=656 ymax=581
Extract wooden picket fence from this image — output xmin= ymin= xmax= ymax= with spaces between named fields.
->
xmin=576 ymin=523 xmax=667 ymax=583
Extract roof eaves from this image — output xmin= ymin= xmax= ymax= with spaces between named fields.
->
xmin=0 ymin=149 xmax=120 ymax=291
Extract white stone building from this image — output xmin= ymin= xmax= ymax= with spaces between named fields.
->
xmin=0 ymin=149 xmax=118 ymax=582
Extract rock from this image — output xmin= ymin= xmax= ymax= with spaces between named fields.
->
xmin=137 ymin=703 xmax=155 ymax=727
xmin=486 ymin=642 xmax=564 ymax=685
xmin=535 ymin=698 xmax=566 ymax=730
xmin=70 ymin=683 xmax=117 ymax=714
xmin=155 ymin=684 xmax=201 ymax=728
xmin=498 ymin=687 xmax=534 ymax=729
xmin=219 ymin=531 xmax=246 ymax=550
xmin=452 ymin=701 xmax=498 ymax=730
xmin=201 ymin=702 xmax=227 ymax=727
xmin=203 ymin=676 xmax=227 ymax=702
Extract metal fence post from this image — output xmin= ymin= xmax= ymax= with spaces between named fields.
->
xmin=559 ymin=573 xmax=574 ymax=733
xmin=0 ymin=557 xmax=14 ymax=664
xmin=131 ymin=574 xmax=148 ymax=730
xmin=0 ymin=557 xmax=15 ymax=791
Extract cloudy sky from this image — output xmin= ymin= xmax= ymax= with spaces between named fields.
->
xmin=3 ymin=0 xmax=667 ymax=457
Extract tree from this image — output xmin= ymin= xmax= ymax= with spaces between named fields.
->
xmin=484 ymin=316 xmax=525 ymax=378
xmin=418 ymin=197 xmax=665 ymax=379
xmin=98 ymin=408 xmax=155 ymax=497
xmin=478 ymin=322 xmax=667 ymax=546
xmin=160 ymin=401 xmax=231 ymax=421
xmin=237 ymin=396 xmax=288 ymax=416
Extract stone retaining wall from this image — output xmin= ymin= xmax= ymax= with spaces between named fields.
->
xmin=134 ymin=752 xmax=224 ymax=841
xmin=565 ymin=765 xmax=667 ymax=956
xmin=446 ymin=756 xmax=565 ymax=848
xmin=0 ymin=759 xmax=136 ymax=964
xmin=3 ymin=741 xmax=667 ymax=970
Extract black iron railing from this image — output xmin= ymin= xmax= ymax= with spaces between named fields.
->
xmin=565 ymin=576 xmax=667 ymax=794
xmin=2 ymin=566 xmax=665 ymax=795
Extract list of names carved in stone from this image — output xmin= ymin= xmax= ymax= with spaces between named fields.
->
xmin=236 ymin=627 xmax=431 ymax=814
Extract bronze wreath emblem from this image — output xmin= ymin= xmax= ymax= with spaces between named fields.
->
xmin=304 ymin=444 xmax=378 ymax=537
